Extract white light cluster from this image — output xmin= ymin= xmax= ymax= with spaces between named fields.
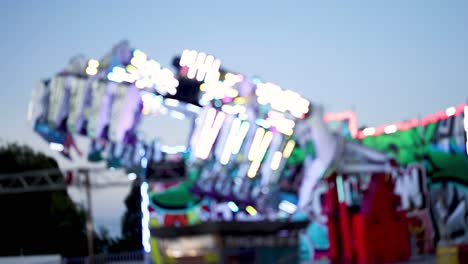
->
xmin=49 ymin=142 xmax=64 ymax=152
xmin=198 ymin=73 xmax=244 ymax=105
xmin=256 ymin=83 xmax=310 ymax=119
xmin=266 ymin=111 xmax=295 ymax=136
xmin=445 ymin=106 xmax=456 ymax=117
xmin=85 ymin=59 xmax=99 ymax=76
xmin=384 ymin=124 xmax=397 ymax=134
xmin=107 ymin=49 xmax=179 ymax=96
xmin=179 ymin=49 xmax=221 ymax=82
xmin=107 ymin=66 xmax=138 ymax=83
xmin=141 ymin=92 xmax=166 ymax=115
xmin=200 ymin=82 xmax=239 ymax=99
xmin=362 ymin=127 xmax=376 ymax=136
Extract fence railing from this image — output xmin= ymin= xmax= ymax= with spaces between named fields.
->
xmin=62 ymin=251 xmax=144 ymax=264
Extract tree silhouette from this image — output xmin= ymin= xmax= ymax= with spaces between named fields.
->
xmin=0 ymin=143 xmax=89 ymax=257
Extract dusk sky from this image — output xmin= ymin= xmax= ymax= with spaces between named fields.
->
xmin=1 ymin=0 xmax=467 ymax=237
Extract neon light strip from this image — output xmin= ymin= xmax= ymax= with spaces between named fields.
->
xmin=464 ymin=105 xmax=468 ymax=155
xmin=215 ymin=116 xmax=234 ymax=160
xmin=140 ymin=182 xmax=151 ymax=253
xmin=231 ymin=121 xmax=250 ymax=155
xmin=195 ymin=109 xmax=226 ymax=159
xmin=247 ymin=160 xmax=261 ymax=178
xmin=323 ymin=110 xmax=358 ymax=138
xmin=357 ymin=103 xmax=467 ymax=139
xmin=257 ymin=131 xmax=274 ymax=161
xmin=270 ymin=151 xmax=283 ymax=170
xmin=248 ymin=128 xmax=273 ymax=161
xmin=220 ymin=118 xmax=242 ymax=165
xmin=282 ymin=140 xmax=296 ymax=158
xmin=190 ymin=107 xmax=210 ymax=152
xmin=279 ymin=200 xmax=297 ymax=214
xmin=248 ymin=128 xmax=266 ymax=160
xmin=336 ymin=176 xmax=345 ymax=203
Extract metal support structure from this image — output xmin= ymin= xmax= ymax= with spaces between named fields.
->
xmin=0 ymin=169 xmax=66 ymax=194
xmin=81 ymin=169 xmax=95 ymax=264
xmin=0 ymin=167 xmax=137 ymax=194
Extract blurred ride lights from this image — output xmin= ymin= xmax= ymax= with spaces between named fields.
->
xmin=358 ymin=103 xmax=467 ymax=139
xmin=279 ymin=200 xmax=297 ymax=214
xmin=194 ymin=108 xmax=226 ymax=160
xmin=127 ymin=173 xmax=137 ymax=181
xmin=255 ymin=82 xmax=310 ymax=119
xmin=85 ymin=59 xmax=99 ymax=76
xmin=179 ymin=49 xmax=221 ymax=83
xmin=107 ymin=49 xmax=179 ymax=96
xmin=49 ymin=142 xmax=64 ymax=152
xmin=227 ymin=201 xmax=239 ymax=213
xmin=245 ymin=205 xmax=258 ymax=216
xmin=140 ymin=182 xmax=151 ymax=253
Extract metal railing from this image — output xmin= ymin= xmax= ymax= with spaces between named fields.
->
xmin=62 ymin=251 xmax=145 ymax=264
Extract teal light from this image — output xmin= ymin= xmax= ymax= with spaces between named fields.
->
xmin=336 ymin=175 xmax=345 ymax=203
xmin=227 ymin=201 xmax=239 ymax=212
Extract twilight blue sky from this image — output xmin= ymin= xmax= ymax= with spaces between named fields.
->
xmin=1 ymin=0 xmax=467 ymax=236
xmin=2 ymin=0 xmax=468 ymax=158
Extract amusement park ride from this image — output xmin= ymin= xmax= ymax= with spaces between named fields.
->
xmin=26 ymin=41 xmax=468 ymax=263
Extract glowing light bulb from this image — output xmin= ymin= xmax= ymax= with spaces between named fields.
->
xmin=270 ymin=151 xmax=282 ymax=170
xmin=384 ymin=124 xmax=397 ymax=134
xmin=282 ymin=140 xmax=296 ymax=158
xmin=227 ymin=201 xmax=239 ymax=212
xmin=85 ymin=67 xmax=97 ymax=76
xmin=128 ymin=173 xmax=137 ymax=180
xmin=363 ymin=127 xmax=376 ymax=136
xmin=49 ymin=142 xmax=64 ymax=152
xmin=279 ymin=200 xmax=297 ymax=214
xmin=247 ymin=161 xmax=261 ymax=178
xmin=88 ymin=59 xmax=99 ymax=68
xmin=246 ymin=205 xmax=257 ymax=216
xmin=445 ymin=106 xmax=456 ymax=117
xmin=140 ymin=182 xmax=151 ymax=253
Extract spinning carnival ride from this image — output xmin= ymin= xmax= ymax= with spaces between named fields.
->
xmin=28 ymin=41 xmax=468 ymax=264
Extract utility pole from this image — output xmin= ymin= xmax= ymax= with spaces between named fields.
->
xmin=82 ymin=168 xmax=94 ymax=264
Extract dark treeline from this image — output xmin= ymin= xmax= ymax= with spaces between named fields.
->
xmin=0 ymin=143 xmax=142 ymax=257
